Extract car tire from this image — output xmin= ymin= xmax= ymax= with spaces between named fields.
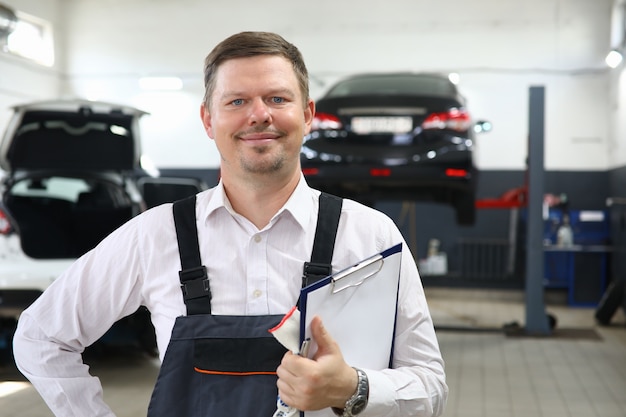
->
xmin=455 ymin=192 xmax=476 ymax=226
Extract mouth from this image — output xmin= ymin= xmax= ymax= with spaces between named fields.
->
xmin=238 ymin=130 xmax=283 ymax=143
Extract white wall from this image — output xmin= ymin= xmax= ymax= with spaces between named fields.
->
xmin=610 ymin=69 xmax=626 ymax=167
xmin=1 ymin=0 xmax=616 ymax=171
xmin=608 ymin=0 xmax=626 ymax=169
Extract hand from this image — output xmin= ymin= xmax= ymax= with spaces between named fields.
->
xmin=276 ymin=315 xmax=357 ymax=411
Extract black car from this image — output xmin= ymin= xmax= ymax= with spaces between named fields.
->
xmin=301 ymin=72 xmax=488 ymax=225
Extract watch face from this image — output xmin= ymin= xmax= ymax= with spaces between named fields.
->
xmin=351 ymin=398 xmax=367 ymax=415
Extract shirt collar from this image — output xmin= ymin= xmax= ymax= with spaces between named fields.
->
xmin=280 ymin=174 xmax=314 ymax=231
xmin=201 ymin=180 xmax=230 ymax=220
xmin=200 ymin=174 xmax=314 ymax=231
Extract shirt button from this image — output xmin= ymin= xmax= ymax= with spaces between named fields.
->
xmin=254 ymin=234 xmax=262 ymax=243
xmin=253 ymin=289 xmax=262 ymax=298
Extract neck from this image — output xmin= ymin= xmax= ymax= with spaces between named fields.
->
xmin=222 ymin=169 xmax=301 ymax=229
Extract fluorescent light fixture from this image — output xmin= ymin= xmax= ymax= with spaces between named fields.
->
xmin=139 ymin=76 xmax=183 ymax=91
xmin=605 ymin=49 xmax=623 ymax=68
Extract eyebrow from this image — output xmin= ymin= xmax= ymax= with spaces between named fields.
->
xmin=221 ymin=88 xmax=297 ymax=101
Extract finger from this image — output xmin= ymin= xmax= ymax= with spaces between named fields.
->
xmin=310 ymin=316 xmax=337 ymax=358
xmin=277 ymin=351 xmax=299 ymax=378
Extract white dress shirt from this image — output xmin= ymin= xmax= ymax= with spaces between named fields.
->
xmin=13 ymin=177 xmax=448 ymax=417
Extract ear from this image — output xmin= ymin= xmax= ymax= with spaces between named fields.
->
xmin=200 ymin=104 xmax=215 ymax=139
xmin=303 ymin=98 xmax=315 ymax=135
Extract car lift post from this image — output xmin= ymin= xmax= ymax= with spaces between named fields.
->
xmin=525 ymin=86 xmax=551 ymax=335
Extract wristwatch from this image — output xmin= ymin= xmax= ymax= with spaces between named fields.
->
xmin=332 ymin=367 xmax=369 ymax=416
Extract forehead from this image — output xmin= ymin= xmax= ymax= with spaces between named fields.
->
xmin=213 ymin=55 xmax=301 ymax=96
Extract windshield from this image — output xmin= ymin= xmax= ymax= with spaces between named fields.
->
xmin=325 ymin=74 xmax=457 ymax=98
xmin=10 ymin=176 xmax=90 ymax=203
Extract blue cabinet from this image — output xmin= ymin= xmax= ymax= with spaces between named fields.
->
xmin=542 ymin=209 xmax=610 ymax=306
xmin=544 ymin=247 xmax=610 ymax=307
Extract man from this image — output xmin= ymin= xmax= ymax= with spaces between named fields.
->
xmin=14 ymin=31 xmax=447 ymax=416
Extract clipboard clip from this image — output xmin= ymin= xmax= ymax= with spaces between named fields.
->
xmin=331 ymin=254 xmax=384 ymax=294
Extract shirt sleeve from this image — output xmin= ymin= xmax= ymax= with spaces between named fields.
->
xmin=13 ymin=314 xmax=117 ymax=417
xmin=12 ymin=217 xmax=147 ymax=417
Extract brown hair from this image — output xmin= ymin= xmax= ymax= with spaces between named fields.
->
xmin=202 ymin=31 xmax=310 ymax=109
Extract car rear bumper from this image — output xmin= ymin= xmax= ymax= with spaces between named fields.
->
xmin=0 ymin=255 xmax=72 ymax=317
xmin=302 ymin=162 xmax=475 ymax=189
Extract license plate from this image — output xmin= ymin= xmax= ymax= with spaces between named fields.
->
xmin=351 ymin=117 xmax=413 ymax=134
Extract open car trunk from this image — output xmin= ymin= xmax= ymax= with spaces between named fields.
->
xmin=4 ymin=175 xmax=136 ymax=259
xmin=1 ymin=100 xmax=144 ymax=173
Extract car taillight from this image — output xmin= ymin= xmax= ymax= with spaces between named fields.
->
xmin=422 ymin=108 xmax=471 ymax=132
xmin=302 ymin=168 xmax=319 ymax=176
xmin=311 ymin=112 xmax=342 ymax=130
xmin=0 ymin=208 xmax=13 ymax=235
xmin=370 ymin=168 xmax=392 ymax=177
xmin=445 ymin=168 xmax=469 ymax=178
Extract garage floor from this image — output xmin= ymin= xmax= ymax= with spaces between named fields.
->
xmin=1 ymin=288 xmax=625 ymax=417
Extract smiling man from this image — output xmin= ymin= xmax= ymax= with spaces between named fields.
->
xmin=201 ymin=53 xmax=314 ymax=228
xmin=13 ymin=31 xmax=447 ymax=417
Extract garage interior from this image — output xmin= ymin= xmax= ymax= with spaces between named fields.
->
xmin=1 ymin=0 xmax=625 ymax=416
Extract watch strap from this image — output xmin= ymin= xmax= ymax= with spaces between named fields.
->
xmin=331 ymin=367 xmax=369 ymax=416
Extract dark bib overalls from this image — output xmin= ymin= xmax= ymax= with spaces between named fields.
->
xmin=147 ymin=193 xmax=343 ymax=417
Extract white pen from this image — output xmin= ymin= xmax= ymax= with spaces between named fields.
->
xmin=299 ymin=338 xmax=311 ymax=358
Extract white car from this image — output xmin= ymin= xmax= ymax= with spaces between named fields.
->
xmin=0 ymin=99 xmax=206 ymax=355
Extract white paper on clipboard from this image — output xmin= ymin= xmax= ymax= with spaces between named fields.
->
xmin=299 ymin=243 xmax=402 ymax=371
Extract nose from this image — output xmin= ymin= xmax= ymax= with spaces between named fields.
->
xmin=248 ymin=98 xmax=271 ymax=125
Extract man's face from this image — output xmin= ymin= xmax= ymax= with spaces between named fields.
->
xmin=200 ymin=55 xmax=314 ymax=180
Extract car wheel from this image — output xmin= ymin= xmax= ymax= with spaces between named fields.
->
xmin=455 ymin=192 xmax=476 ymax=226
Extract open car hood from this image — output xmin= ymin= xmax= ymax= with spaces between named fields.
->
xmin=0 ymin=99 xmax=148 ymax=172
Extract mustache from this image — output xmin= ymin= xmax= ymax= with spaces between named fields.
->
xmin=236 ymin=126 xmax=285 ymax=137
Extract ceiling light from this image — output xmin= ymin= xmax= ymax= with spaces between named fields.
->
xmin=605 ymin=49 xmax=623 ymax=69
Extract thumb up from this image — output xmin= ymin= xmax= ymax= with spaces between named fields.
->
xmin=310 ymin=315 xmax=342 ymax=361
xmin=276 ymin=315 xmax=358 ymax=411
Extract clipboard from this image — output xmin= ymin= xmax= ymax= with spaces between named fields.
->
xmin=299 ymin=243 xmax=402 ymax=370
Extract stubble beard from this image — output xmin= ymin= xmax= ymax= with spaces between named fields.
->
xmin=239 ymin=144 xmax=286 ymax=175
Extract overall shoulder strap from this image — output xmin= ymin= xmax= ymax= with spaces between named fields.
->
xmin=302 ymin=192 xmax=343 ymax=288
xmin=173 ymin=195 xmax=212 ymax=315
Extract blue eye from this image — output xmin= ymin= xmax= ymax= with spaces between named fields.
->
xmin=232 ymin=99 xmax=244 ymax=106
xmin=271 ymin=97 xmax=284 ymax=104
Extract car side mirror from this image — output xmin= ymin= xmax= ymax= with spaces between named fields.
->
xmin=473 ymin=120 xmax=492 ymax=134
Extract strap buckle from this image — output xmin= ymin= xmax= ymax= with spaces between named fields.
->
xmin=179 ymin=266 xmax=210 ymax=300
xmin=302 ymin=261 xmax=332 ymax=287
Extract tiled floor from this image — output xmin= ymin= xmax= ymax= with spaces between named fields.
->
xmin=1 ymin=288 xmax=625 ymax=417
xmin=428 ymin=288 xmax=626 ymax=417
